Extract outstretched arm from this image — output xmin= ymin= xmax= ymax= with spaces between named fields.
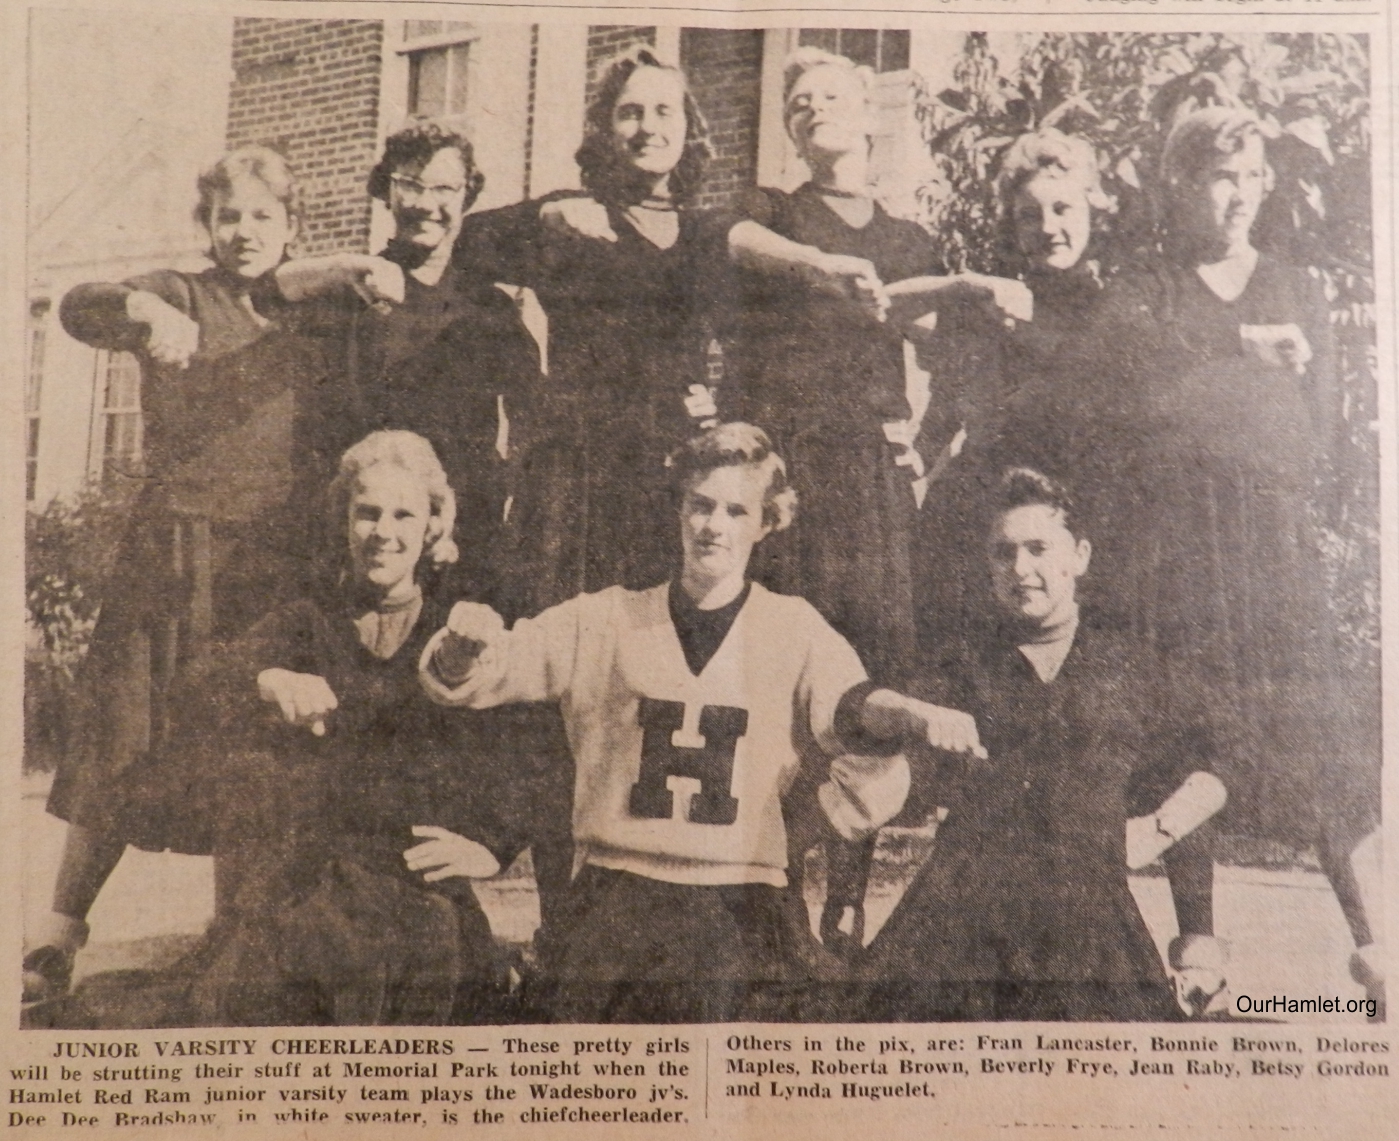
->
xmin=270 ymin=254 xmax=406 ymax=307
xmin=885 ymin=272 xmax=1035 ymax=330
xmin=420 ymin=597 xmax=582 ymax=709
xmin=854 ymin=686 xmax=987 ymax=758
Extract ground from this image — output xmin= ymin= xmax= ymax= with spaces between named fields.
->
xmin=21 ymin=772 xmax=1371 ymax=1023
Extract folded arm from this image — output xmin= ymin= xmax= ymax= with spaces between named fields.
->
xmin=728 ymin=219 xmax=889 ymax=323
xmin=885 ymin=272 xmax=1035 ymax=330
xmin=61 ymin=274 xmax=200 ymax=366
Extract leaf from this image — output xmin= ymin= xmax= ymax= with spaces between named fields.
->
xmin=1284 ymin=115 xmax=1335 ymax=164
xmin=937 ymin=88 xmax=970 ymax=112
xmin=1053 ymin=95 xmax=1102 ymax=128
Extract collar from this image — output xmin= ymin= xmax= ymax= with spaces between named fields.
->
xmin=349 ymin=581 xmax=423 ymax=616
xmin=668 ymin=578 xmax=752 ymax=620
xmin=801 ymin=181 xmax=873 ymax=201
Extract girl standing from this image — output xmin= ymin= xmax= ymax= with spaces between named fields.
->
xmin=27 ymin=147 xmax=321 ymax=1002
xmin=458 ymin=50 xmax=732 ymax=611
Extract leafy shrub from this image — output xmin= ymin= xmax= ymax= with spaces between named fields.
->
xmin=912 ymin=33 xmax=1378 ymax=670
xmin=24 ymin=482 xmax=135 ymax=771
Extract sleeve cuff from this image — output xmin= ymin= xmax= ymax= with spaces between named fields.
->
xmin=417 ymin=627 xmax=480 ymax=706
xmin=834 ymin=680 xmax=901 ymax=757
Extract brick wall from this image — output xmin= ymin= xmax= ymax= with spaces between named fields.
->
xmin=585 ymin=25 xmax=655 ymax=101
xmin=681 ymin=29 xmax=764 ymax=211
xmin=227 ymin=18 xmax=384 ymax=255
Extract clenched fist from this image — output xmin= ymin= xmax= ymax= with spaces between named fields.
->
xmin=126 ymin=290 xmax=200 ymax=368
xmin=960 ymin=273 xmax=1035 ymax=324
xmin=256 ymin=668 xmax=338 ymax=736
xmin=1240 ymin=323 xmax=1312 ymax=375
xmin=809 ymin=253 xmax=890 ymax=323
xmin=904 ymin=698 xmax=987 ymax=759
xmin=435 ymin=601 xmax=506 ymax=682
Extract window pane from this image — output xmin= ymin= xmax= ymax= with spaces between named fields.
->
xmin=410 ymin=48 xmax=448 ymax=118
xmin=838 ymin=30 xmax=879 ymax=71
xmin=797 ymin=28 xmax=910 ymax=72
xmin=26 ymin=328 xmax=45 ymax=414
xmin=877 ymin=30 xmax=910 ymax=73
xmin=105 ymin=352 xmax=141 ymax=411
xmin=448 ymin=43 xmax=470 ymax=115
xmin=797 ymin=28 xmax=839 ymax=55
xmin=105 ymin=413 xmax=141 ymax=471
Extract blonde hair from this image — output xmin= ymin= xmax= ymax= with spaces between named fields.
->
xmin=783 ymin=45 xmax=874 ymax=100
xmin=782 ymin=46 xmax=875 ymax=140
xmin=669 ymin=422 xmax=798 ymax=532
xmin=997 ymin=128 xmax=1110 ymax=211
xmin=328 ymin=431 xmax=458 ymax=569
xmin=194 ymin=144 xmax=300 ymax=229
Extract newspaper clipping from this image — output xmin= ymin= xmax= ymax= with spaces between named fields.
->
xmin=5 ymin=0 xmax=1395 ymax=1135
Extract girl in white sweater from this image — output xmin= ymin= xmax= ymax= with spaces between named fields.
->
xmin=421 ymin=423 xmax=974 ymax=1022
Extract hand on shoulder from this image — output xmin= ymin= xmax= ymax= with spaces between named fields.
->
xmin=540 ymin=196 xmax=617 ymax=244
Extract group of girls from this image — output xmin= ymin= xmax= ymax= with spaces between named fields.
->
xmin=24 ymin=42 xmax=1381 ymax=1025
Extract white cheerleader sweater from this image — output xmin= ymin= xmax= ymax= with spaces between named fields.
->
xmin=420 ymin=582 xmax=908 ymax=887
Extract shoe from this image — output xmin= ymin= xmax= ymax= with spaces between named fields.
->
xmin=21 ymin=914 xmax=88 ymax=1004
xmin=1169 ymin=934 xmax=1230 ymax=1019
xmin=1349 ymin=945 xmax=1386 ymax=1023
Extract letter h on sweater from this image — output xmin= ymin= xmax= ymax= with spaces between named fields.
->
xmin=630 ymin=698 xmax=748 ymax=825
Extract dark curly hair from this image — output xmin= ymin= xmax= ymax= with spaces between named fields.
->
xmin=367 ymin=120 xmax=485 ymax=208
xmin=986 ymin=466 xmax=1083 ymax=539
xmin=575 ymin=50 xmax=713 ymax=207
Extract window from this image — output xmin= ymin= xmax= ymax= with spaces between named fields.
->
xmin=98 ymin=350 xmax=143 ymax=479
xmin=403 ymin=22 xmax=476 ymax=119
xmin=25 ymin=300 xmax=48 ymax=501
xmin=797 ymin=28 xmax=910 ymax=73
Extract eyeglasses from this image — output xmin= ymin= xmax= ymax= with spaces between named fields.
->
xmin=389 ymin=174 xmax=466 ymax=202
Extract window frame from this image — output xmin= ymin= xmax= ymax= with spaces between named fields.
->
xmin=796 ymin=28 xmax=911 ymax=75
xmin=397 ymin=22 xmax=480 ymax=122
xmin=24 ymin=309 xmax=46 ymax=502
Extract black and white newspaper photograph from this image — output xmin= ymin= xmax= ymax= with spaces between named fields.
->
xmin=3 ymin=0 xmax=1395 ymax=1135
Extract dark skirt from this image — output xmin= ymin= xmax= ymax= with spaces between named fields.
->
xmin=27 ymin=854 xmax=503 ymax=1030
xmin=47 ymin=510 xmax=304 ymax=853
xmin=506 ymin=429 xmax=678 ymax=615
xmin=855 ymin=859 xmax=1180 ymax=1023
xmin=750 ymin=424 xmax=917 ymax=685
xmin=543 ymin=866 xmax=815 ymax=1024
xmin=1108 ymin=371 xmax=1377 ymax=848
